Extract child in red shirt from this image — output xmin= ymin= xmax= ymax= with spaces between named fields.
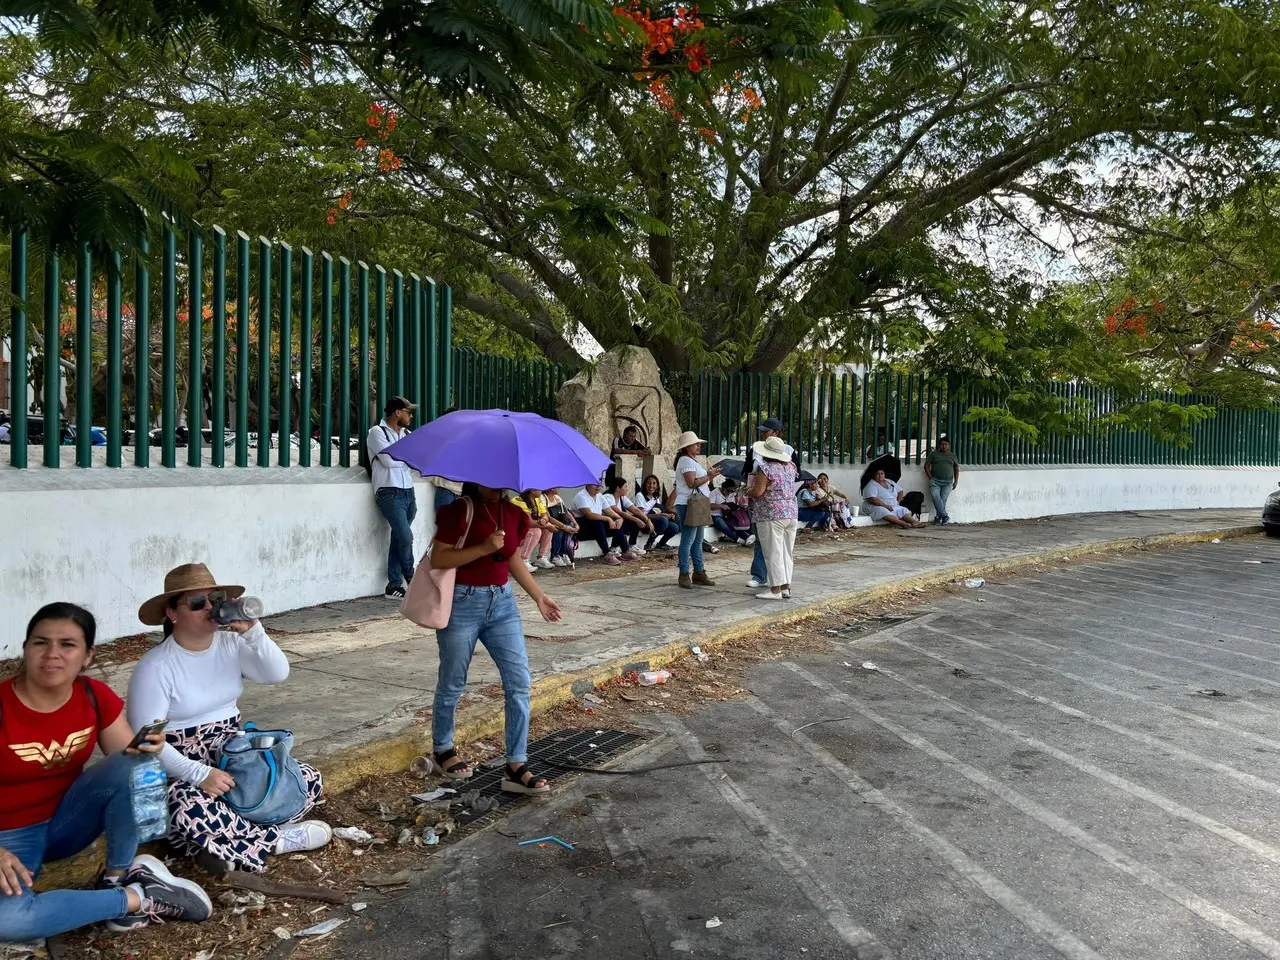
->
xmin=0 ymin=603 xmax=212 ymax=941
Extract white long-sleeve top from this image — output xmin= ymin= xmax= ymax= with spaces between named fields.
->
xmin=126 ymin=624 xmax=290 ymax=786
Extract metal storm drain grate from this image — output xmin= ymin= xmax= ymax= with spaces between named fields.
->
xmin=445 ymin=727 xmax=645 ymax=827
xmin=825 ymin=612 xmax=920 ymax=638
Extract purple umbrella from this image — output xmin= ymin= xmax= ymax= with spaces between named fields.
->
xmin=382 ymin=408 xmax=613 ymax=490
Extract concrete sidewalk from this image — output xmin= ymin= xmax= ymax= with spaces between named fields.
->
xmin=86 ymin=508 xmax=1261 ymax=792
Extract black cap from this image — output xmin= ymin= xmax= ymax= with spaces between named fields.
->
xmin=384 ymin=395 xmax=418 ymax=416
xmin=759 ymin=418 xmax=783 ymax=434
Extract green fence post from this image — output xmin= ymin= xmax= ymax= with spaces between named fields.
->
xmin=134 ymin=234 xmax=151 ymax=468
xmin=75 ymin=243 xmax=92 ymax=467
xmin=187 ymin=230 xmax=203 ymax=467
xmin=211 ymin=228 xmax=227 ymax=467
xmin=106 ymin=251 xmax=123 ymax=468
xmin=256 ymin=237 xmax=272 ymax=467
xmin=374 ymin=266 xmax=387 ymax=417
xmin=235 ymin=232 xmax=250 ymax=467
xmin=357 ymin=261 xmax=370 ymax=449
xmin=298 ymin=248 xmax=313 ymax=467
xmin=8 ymin=229 xmax=28 ymax=467
xmin=424 ymin=278 xmax=438 ymax=419
xmin=319 ymin=253 xmax=333 ymax=466
xmin=409 ymin=273 xmax=423 ymax=421
xmin=42 ymin=254 xmax=61 ymax=468
xmin=161 ymin=225 xmax=177 ymax=468
xmin=440 ymin=284 xmax=453 ymax=409
xmin=859 ymin=372 xmax=869 ymax=463
xmin=338 ymin=257 xmax=352 ymax=468
xmin=815 ymin=375 xmax=827 ymax=463
xmin=391 ymin=270 xmax=405 ymax=399
xmin=277 ymin=242 xmax=292 ymax=467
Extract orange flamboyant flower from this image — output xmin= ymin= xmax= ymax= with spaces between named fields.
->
xmin=615 ymin=2 xmax=707 ymax=71
xmin=355 ymin=136 xmax=367 ymax=149
xmin=385 ymin=112 xmax=397 ymax=131
xmin=684 ymin=41 xmax=710 ymax=73
xmin=327 ymin=208 xmax=338 ymax=225
xmin=338 ymin=190 xmax=351 ymax=210
xmin=697 ymin=126 xmax=716 ymax=143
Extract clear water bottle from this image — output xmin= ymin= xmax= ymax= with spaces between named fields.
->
xmin=131 ymin=756 xmax=169 ymax=843
xmin=211 ymin=596 xmax=264 ymax=625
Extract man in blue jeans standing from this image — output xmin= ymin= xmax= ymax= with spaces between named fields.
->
xmin=923 ymin=435 xmax=960 ymax=525
xmin=368 ymin=396 xmax=418 ymax=599
xmin=743 ymin=418 xmax=799 ymax=588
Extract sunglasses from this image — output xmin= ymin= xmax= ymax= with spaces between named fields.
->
xmin=177 ymin=591 xmax=226 ymax=613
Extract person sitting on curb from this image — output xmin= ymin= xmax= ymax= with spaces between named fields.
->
xmin=128 ymin=564 xmax=331 ymax=878
xmin=514 ymin=489 xmax=556 ymax=571
xmin=711 ymin=479 xmax=755 ymax=546
xmin=0 ymin=603 xmax=213 ymax=942
xmin=861 ymin=469 xmax=924 ymax=528
xmin=544 ymin=488 xmax=579 ymax=568
xmin=572 ymin=480 xmax=634 ymax=565
xmin=796 ymin=478 xmax=834 ymax=530
xmin=817 ymin=474 xmax=854 ymax=528
xmin=924 ymin=436 xmax=960 ymax=525
xmin=634 ymin=474 xmax=679 ymax=551
xmin=603 ymin=476 xmax=652 ymax=556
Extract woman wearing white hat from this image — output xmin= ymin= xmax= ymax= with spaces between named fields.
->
xmin=745 ymin=436 xmax=799 ymax=600
xmin=672 ymin=430 xmax=720 ymax=589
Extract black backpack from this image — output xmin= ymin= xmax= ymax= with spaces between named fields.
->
xmin=360 ymin=424 xmax=392 ymax=477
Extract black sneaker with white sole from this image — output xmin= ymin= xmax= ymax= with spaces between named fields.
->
xmin=384 ymin=583 xmax=406 ymax=599
xmin=105 ymin=854 xmax=213 ymax=932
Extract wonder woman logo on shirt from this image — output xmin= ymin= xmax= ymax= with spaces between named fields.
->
xmin=8 ymin=727 xmax=94 ymax=769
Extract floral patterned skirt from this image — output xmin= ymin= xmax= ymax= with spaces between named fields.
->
xmin=164 ymin=716 xmax=324 ymax=874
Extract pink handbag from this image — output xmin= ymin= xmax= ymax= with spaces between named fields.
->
xmin=400 ymin=497 xmax=474 ymax=629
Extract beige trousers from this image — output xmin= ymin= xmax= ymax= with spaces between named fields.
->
xmin=756 ymin=517 xmax=798 ymax=588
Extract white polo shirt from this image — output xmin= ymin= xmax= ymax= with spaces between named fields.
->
xmin=367 ymin=420 xmax=414 ymax=491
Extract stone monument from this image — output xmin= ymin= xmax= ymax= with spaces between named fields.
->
xmin=556 ymin=346 xmax=684 ymax=483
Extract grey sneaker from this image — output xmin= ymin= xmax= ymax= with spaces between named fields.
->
xmin=106 ymin=854 xmax=213 ymax=932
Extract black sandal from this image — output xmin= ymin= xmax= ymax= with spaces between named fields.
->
xmin=501 ymin=763 xmax=550 ymax=795
xmin=433 ymin=748 xmax=473 ymax=780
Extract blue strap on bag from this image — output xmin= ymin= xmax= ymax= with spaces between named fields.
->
xmin=217 ymin=724 xmax=309 ymax=825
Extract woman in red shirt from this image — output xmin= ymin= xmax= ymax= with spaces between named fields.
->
xmin=428 ymin=483 xmax=564 ymax=794
xmin=0 ymin=603 xmax=212 ymax=942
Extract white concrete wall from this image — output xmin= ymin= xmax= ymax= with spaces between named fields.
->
xmin=0 ymin=468 xmax=436 ymax=655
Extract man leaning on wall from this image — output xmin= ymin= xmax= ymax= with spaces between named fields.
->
xmin=368 ymin=396 xmax=418 ymax=599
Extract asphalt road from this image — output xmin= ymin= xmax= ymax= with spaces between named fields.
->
xmin=333 ymin=535 xmax=1280 ymax=960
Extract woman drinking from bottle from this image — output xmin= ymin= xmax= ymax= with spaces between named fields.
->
xmin=127 ymin=564 xmax=330 ymax=876
xmin=0 ymin=603 xmax=213 ymax=941
xmin=427 ymin=482 xmax=564 ymax=794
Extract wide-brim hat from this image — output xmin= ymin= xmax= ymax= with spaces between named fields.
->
xmin=752 ymin=436 xmax=790 ymax=462
xmin=139 ymin=563 xmax=244 ymax=626
xmin=675 ymin=430 xmax=706 ymax=451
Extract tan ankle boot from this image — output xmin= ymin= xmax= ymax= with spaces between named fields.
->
xmin=678 ymin=573 xmax=694 ymax=589
xmin=692 ymin=571 xmax=716 ymax=587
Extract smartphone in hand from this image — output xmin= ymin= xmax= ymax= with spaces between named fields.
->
xmin=129 ymin=719 xmax=169 ymax=750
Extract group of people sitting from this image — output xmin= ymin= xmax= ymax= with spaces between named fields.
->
xmin=0 ymin=564 xmax=330 ymax=944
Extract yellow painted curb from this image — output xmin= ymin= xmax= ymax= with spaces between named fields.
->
xmin=39 ymin=523 xmax=1260 ymax=889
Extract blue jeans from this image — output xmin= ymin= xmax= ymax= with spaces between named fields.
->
xmin=797 ymin=507 xmax=828 ymax=528
xmin=433 ymin=585 xmax=532 ymax=762
xmin=433 ymin=487 xmax=457 ymax=511
xmin=930 ymin=479 xmax=953 ymax=522
xmin=376 ymin=486 xmax=417 ymax=587
xmin=550 ymin=530 xmax=574 ymax=560
xmin=0 ymin=753 xmax=138 ymax=941
xmin=645 ymin=515 xmax=677 ymax=547
xmin=580 ymin=517 xmax=628 ymax=555
xmin=675 ymin=504 xmax=705 ymax=575
xmin=712 ymin=516 xmax=745 ymax=542
xmin=751 ymin=538 xmax=767 ymax=583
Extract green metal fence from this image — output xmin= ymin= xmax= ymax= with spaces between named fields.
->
xmin=449 ymin=347 xmax=567 ymax=419
xmin=669 ymin=369 xmax=1280 ymax=467
xmin=3 ymin=222 xmax=452 ymax=469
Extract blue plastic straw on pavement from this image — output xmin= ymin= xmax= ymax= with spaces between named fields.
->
xmin=519 ymin=836 xmax=575 ymax=850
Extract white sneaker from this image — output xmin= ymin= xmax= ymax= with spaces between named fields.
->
xmin=756 ymin=591 xmax=785 ymax=601
xmin=782 ymin=589 xmax=792 ymax=599
xmin=275 ymin=820 xmax=332 ymax=854
xmin=551 ymin=556 xmax=566 ymax=567
xmin=745 ymin=534 xmax=757 ymax=545
xmin=525 ymin=560 xmax=538 ymax=573
xmin=746 ymin=578 xmax=765 ymax=588
xmin=608 ymin=546 xmax=622 ymax=556
xmin=631 ymin=546 xmax=646 ymax=556
xmin=534 ymin=557 xmax=554 ymax=569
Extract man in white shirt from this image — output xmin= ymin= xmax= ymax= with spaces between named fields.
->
xmin=367 ymin=396 xmax=417 ymax=599
xmin=573 ymin=482 xmax=633 ymax=565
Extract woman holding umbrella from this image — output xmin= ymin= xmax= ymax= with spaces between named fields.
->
xmin=382 ymin=410 xmax=607 ymax=795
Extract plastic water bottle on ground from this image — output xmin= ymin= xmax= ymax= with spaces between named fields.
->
xmin=131 ymin=756 xmax=169 ymax=842
xmin=637 ymin=669 xmax=670 ymax=686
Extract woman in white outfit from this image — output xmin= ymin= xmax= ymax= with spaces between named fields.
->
xmin=127 ymin=564 xmax=330 ymax=876
xmin=746 ymin=436 xmax=799 ymax=600
xmin=860 ymin=469 xmax=923 ymax=528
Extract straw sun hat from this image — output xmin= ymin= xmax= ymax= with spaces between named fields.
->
xmin=138 ymin=563 xmax=244 ymax=626
xmin=675 ymin=430 xmax=706 ymax=451
xmin=752 ymin=436 xmax=791 ymax=462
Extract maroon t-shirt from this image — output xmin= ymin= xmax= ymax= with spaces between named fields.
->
xmin=434 ymin=497 xmax=531 ymax=587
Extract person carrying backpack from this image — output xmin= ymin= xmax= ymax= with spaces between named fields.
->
xmin=367 ymin=396 xmax=418 ymax=599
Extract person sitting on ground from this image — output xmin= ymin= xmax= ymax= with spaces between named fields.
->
xmin=128 ymin=564 xmax=330 ymax=877
xmin=710 ymin=479 xmax=755 ymax=546
xmin=797 ymin=478 xmax=835 ymax=530
xmin=544 ymin=488 xmax=579 ymax=568
xmin=0 ymin=603 xmax=213 ymax=942
xmin=515 ymin=489 xmax=556 ymax=571
xmin=603 ymin=476 xmax=652 ymax=556
xmin=861 ymin=469 xmax=924 ymax=528
xmin=817 ymin=473 xmax=854 ymax=528
xmin=634 ymin=474 xmax=679 ymax=551
xmin=572 ymin=480 xmax=635 ymax=565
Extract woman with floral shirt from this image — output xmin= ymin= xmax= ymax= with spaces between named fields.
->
xmin=745 ymin=436 xmax=799 ymax=600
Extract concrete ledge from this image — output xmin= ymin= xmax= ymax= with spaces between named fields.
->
xmin=36 ymin=519 xmax=1261 ymax=890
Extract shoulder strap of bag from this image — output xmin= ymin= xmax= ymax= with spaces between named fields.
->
xmin=80 ymin=676 xmax=102 ymax=730
xmin=455 ymin=496 xmax=475 ymax=549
